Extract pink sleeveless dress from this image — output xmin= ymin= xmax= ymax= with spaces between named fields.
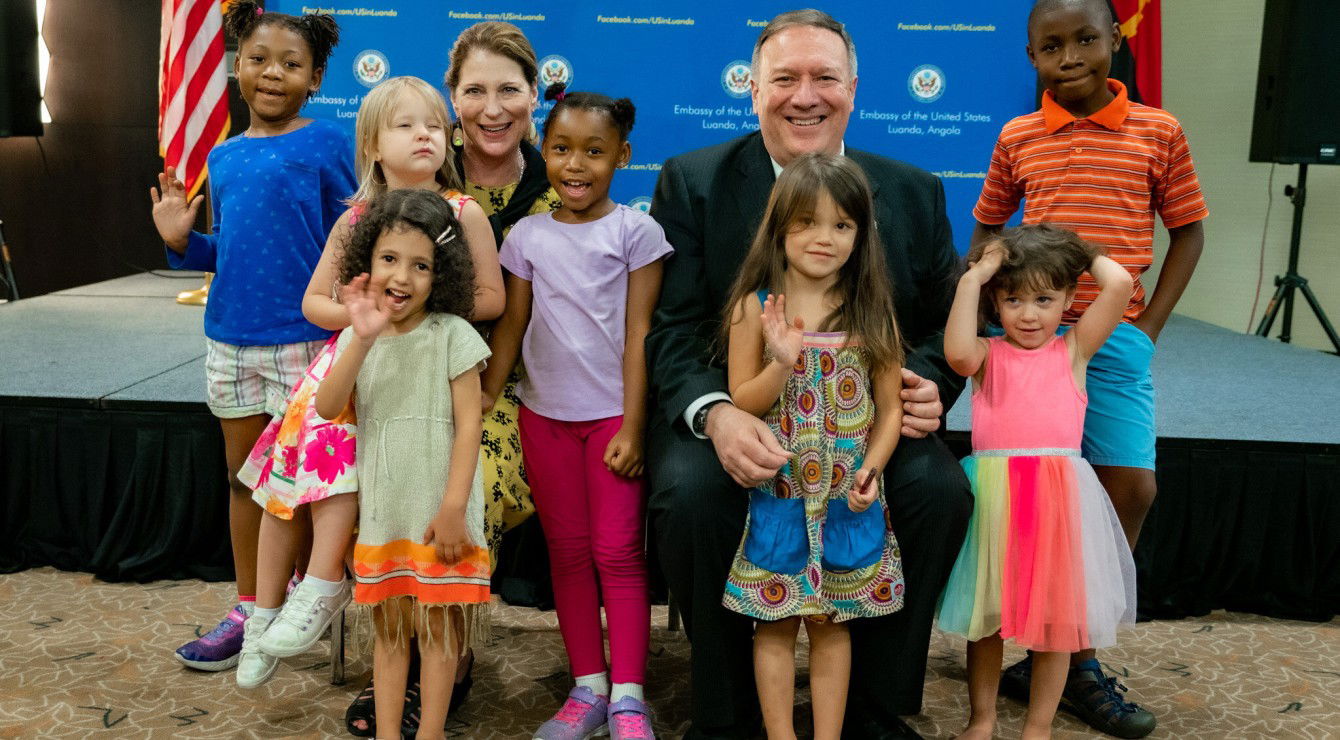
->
xmin=937 ymin=336 xmax=1136 ymax=652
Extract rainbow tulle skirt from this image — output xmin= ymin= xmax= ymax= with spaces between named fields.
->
xmin=937 ymin=450 xmax=1136 ymax=652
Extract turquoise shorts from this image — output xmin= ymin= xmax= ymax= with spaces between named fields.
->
xmin=1063 ymin=322 xmax=1157 ymax=470
xmin=989 ymin=322 xmax=1157 ymax=470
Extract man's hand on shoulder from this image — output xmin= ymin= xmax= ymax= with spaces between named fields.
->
xmin=704 ymin=402 xmax=791 ymax=488
xmin=900 ymin=367 xmax=943 ymax=438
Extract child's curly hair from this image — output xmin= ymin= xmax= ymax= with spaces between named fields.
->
xmin=338 ymin=189 xmax=476 ymax=319
xmin=966 ymin=223 xmax=1100 ymax=322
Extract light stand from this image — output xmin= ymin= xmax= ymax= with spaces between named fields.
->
xmin=1253 ymin=164 xmax=1340 ymax=354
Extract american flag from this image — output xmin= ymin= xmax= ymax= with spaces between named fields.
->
xmin=158 ymin=0 xmax=231 ymax=200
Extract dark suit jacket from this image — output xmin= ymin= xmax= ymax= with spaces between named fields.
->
xmin=647 ymin=132 xmax=964 ymax=426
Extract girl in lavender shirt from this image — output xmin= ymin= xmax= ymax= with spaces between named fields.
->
xmin=480 ymin=83 xmax=671 ymax=740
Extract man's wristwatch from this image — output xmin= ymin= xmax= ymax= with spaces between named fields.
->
xmin=692 ymin=400 xmax=727 ymax=436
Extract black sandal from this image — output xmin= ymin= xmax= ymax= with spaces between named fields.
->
xmin=399 ymin=649 xmax=475 ymax=737
xmin=344 ymin=677 xmax=376 ymax=737
xmin=448 ymin=649 xmax=476 ymax=715
xmin=347 ymin=650 xmax=423 ymax=737
xmin=399 ymin=677 xmax=423 ymax=739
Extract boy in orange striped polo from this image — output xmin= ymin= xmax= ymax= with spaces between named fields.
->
xmin=971 ymin=1 xmax=1207 ymax=737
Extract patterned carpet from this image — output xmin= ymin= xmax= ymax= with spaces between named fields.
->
xmin=0 ymin=568 xmax=1336 ymax=738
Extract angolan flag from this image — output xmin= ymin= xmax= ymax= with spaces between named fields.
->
xmin=1110 ymin=0 xmax=1161 ymax=107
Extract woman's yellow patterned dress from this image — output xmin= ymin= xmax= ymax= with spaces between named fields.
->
xmin=465 ymin=179 xmax=563 ymax=563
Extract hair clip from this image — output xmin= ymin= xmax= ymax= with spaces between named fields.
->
xmin=255 ymin=6 xmax=263 ymax=15
xmin=435 ymin=226 xmax=455 ymax=244
xmin=555 ymin=91 xmax=566 ymax=101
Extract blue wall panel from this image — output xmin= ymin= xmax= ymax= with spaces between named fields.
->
xmin=274 ymin=1 xmax=1036 ymax=252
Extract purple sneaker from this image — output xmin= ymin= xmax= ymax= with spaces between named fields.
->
xmin=534 ymin=686 xmax=609 ymax=740
xmin=174 ymin=605 xmax=247 ymax=671
xmin=607 ymin=697 xmax=655 ymax=740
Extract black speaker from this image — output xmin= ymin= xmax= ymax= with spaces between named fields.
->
xmin=1250 ymin=0 xmax=1340 ymax=164
xmin=0 ymin=0 xmax=43 ymax=137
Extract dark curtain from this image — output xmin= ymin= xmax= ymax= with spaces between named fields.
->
xmin=3 ymin=405 xmax=1336 ymax=623
xmin=0 ymin=404 xmax=232 ymax=581
xmin=1136 ymin=440 xmax=1340 ymax=622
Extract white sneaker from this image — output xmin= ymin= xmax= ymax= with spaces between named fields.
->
xmin=257 ymin=578 xmax=351 ymax=658
xmin=236 ymin=613 xmax=278 ymax=689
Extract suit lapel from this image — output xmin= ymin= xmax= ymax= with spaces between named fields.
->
xmin=847 ymin=148 xmax=883 ymax=199
xmin=736 ymin=144 xmax=886 ymax=213
xmin=848 ymin=149 xmax=895 ymax=251
xmin=728 ymin=136 xmax=775 ymax=246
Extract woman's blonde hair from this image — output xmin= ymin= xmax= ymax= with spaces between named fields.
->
xmin=348 ymin=76 xmax=462 ymax=205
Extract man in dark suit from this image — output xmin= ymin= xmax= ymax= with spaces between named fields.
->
xmin=646 ymin=9 xmax=973 ymax=739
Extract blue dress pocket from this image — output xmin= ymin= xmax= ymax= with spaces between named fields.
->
xmin=743 ymin=488 xmax=809 ymax=574
xmin=821 ymin=498 xmax=885 ymax=571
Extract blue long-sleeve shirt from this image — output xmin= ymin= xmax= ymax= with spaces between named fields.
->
xmin=167 ymin=118 xmax=356 ymax=346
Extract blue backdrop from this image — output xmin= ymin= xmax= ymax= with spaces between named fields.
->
xmin=273 ymin=1 xmax=1035 ymax=253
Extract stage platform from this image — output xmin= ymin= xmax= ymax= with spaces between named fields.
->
xmin=2 ymin=274 xmax=1337 ymax=620
xmin=6 ymin=273 xmax=1336 ymax=440
xmin=0 ymin=272 xmax=209 ymax=410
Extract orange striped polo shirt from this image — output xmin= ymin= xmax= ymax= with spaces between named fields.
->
xmin=973 ymin=80 xmax=1208 ymax=323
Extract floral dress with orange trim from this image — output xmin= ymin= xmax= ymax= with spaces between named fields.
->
xmin=723 ymin=317 xmax=905 ymax=623
xmin=240 ymin=338 xmax=357 ymax=518
xmin=240 ymin=192 xmax=475 ymax=519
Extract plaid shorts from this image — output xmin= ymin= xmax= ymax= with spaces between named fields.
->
xmin=204 ymin=338 xmax=326 ymax=419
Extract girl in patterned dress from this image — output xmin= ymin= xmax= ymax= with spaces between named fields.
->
xmin=234 ymin=77 xmax=502 ymax=708
xmin=719 ymin=153 xmax=906 ymax=740
xmin=317 ymin=188 xmax=492 ymax=739
xmin=938 ymin=225 xmax=1136 ymax=740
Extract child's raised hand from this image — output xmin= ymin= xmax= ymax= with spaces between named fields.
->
xmin=762 ymin=293 xmax=805 ymax=368
xmin=968 ymin=240 xmax=1007 ymax=280
xmin=149 ymin=165 xmax=203 ymax=250
xmin=338 ymin=273 xmax=391 ymax=343
xmin=602 ymin=424 xmax=645 ymax=478
xmin=848 ymin=467 xmax=879 ymax=512
xmin=423 ymin=505 xmax=471 ymax=565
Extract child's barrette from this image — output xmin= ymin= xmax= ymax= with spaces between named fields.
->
xmin=255 ymin=6 xmax=263 ymax=16
xmin=435 ymin=225 xmax=455 ymax=245
xmin=554 ymin=90 xmax=566 ymax=101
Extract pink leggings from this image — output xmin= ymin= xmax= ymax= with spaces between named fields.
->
xmin=519 ymin=406 xmax=650 ymax=684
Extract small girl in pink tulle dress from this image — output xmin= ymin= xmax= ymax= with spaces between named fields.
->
xmin=938 ymin=223 xmax=1138 ymax=739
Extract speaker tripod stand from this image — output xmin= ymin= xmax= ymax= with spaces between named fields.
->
xmin=1254 ymin=164 xmax=1340 ymax=354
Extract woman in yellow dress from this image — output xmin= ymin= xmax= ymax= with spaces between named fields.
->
xmin=447 ymin=21 xmax=562 ymax=559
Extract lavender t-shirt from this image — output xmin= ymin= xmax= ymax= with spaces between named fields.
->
xmin=498 ymin=205 xmax=673 ymax=421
